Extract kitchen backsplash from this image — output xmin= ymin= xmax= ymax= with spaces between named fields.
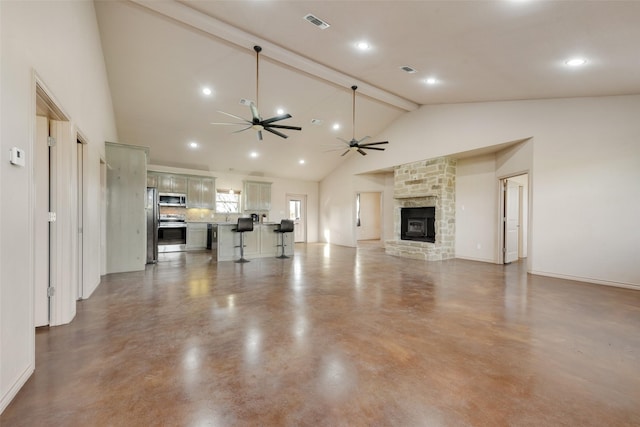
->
xmin=159 ymin=206 xmax=243 ymax=222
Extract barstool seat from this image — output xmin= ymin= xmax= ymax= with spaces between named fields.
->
xmin=233 ymin=217 xmax=254 ymax=263
xmin=274 ymin=219 xmax=294 ymax=258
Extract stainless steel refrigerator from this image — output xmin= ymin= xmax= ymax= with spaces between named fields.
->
xmin=146 ymin=187 xmax=158 ymax=263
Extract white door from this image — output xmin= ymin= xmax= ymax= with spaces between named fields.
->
xmin=286 ymin=194 xmax=306 ymax=243
xmin=35 ymin=116 xmax=50 ymax=326
xmin=504 ymin=180 xmax=520 ymax=263
xmin=356 ymin=192 xmax=381 ymax=241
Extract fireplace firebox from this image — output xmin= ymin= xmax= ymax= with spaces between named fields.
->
xmin=401 ymin=207 xmax=435 ymax=243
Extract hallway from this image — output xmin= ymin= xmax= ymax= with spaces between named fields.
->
xmin=2 ymin=243 xmax=639 ymax=426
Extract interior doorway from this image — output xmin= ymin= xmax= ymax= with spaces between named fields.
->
xmin=286 ymin=194 xmax=307 ymax=243
xmin=356 ymin=192 xmax=382 ymax=242
xmin=500 ymin=174 xmax=529 ymax=264
xmin=35 ymin=81 xmax=78 ymax=327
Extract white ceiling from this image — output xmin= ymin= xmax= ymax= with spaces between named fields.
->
xmin=94 ymin=0 xmax=640 ymax=181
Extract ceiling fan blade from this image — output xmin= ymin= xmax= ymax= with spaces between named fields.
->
xmin=337 ymin=137 xmax=351 ymax=146
xmin=217 ymin=110 xmax=250 ymax=122
xmin=267 ymin=124 xmax=302 ymax=131
xmin=210 ymin=122 xmax=249 ymax=126
xmin=249 ymin=103 xmax=260 ymax=121
xmin=264 ymin=127 xmax=288 ymax=139
xmin=231 ymin=126 xmax=253 ymax=134
xmin=357 ymin=136 xmax=371 ymax=144
xmin=341 ymin=150 xmax=350 ymax=157
xmin=361 ymin=146 xmax=385 ymax=151
xmin=359 ymin=141 xmax=389 ymax=147
xmin=257 ymin=130 xmax=263 ymax=141
xmin=357 ymin=148 xmax=368 ymax=156
xmin=261 ymin=113 xmax=292 ymax=125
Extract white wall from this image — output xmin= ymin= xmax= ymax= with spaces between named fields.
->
xmin=149 ymin=165 xmax=320 ymax=242
xmin=320 ymin=95 xmax=640 ymax=289
xmin=455 ymin=153 xmax=499 ymax=262
xmin=0 ymin=0 xmax=117 ymax=413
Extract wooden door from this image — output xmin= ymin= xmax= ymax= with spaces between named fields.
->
xmin=504 ymin=180 xmax=519 ymax=263
xmin=35 ymin=116 xmax=50 ymax=326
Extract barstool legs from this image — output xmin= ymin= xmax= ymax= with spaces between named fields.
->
xmin=276 ymin=232 xmax=289 ymax=259
xmin=235 ymin=232 xmax=250 ymax=263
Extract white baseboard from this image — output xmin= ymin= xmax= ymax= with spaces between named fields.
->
xmin=529 ymin=270 xmax=640 ymax=291
xmin=455 ymin=255 xmax=496 ymax=263
xmin=0 ymin=363 xmax=34 ymax=414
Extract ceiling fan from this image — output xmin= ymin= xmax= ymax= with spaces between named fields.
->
xmin=211 ymin=45 xmax=302 ymax=140
xmin=337 ymin=85 xmax=389 ymax=156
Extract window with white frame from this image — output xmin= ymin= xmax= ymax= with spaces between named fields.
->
xmin=216 ymin=189 xmax=241 ymax=213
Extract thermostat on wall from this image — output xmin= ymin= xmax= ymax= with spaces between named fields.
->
xmin=10 ymin=147 xmax=25 ymax=167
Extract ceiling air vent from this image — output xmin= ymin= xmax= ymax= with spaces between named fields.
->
xmin=400 ymin=66 xmax=418 ymax=74
xmin=310 ymin=118 xmax=324 ymax=125
xmin=303 ymin=14 xmax=330 ymax=30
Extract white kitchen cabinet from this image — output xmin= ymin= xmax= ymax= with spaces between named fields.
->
xmin=215 ymin=223 xmax=292 ymax=261
xmin=187 ymin=177 xmax=215 ymax=209
xmin=186 ymin=223 xmax=208 ymax=250
xmin=157 ymin=173 xmax=187 ymax=194
xmin=244 ymin=181 xmax=271 ymax=211
xmin=147 ymin=173 xmax=158 ymax=188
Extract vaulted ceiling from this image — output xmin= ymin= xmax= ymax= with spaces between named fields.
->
xmin=94 ymin=0 xmax=640 ymax=181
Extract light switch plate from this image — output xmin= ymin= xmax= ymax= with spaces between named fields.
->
xmin=10 ymin=147 xmax=25 ymax=167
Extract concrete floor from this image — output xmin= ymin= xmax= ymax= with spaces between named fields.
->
xmin=2 ymin=242 xmax=639 ymax=426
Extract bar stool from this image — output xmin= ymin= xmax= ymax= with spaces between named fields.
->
xmin=274 ymin=219 xmax=294 ymax=259
xmin=233 ymin=217 xmax=254 ymax=263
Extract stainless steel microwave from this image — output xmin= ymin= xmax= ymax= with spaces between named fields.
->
xmin=158 ymin=193 xmax=186 ymax=207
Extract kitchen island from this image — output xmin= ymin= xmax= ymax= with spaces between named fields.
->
xmin=215 ymin=222 xmax=294 ymax=262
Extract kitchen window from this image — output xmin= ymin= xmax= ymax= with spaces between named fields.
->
xmin=216 ymin=189 xmax=241 ymax=213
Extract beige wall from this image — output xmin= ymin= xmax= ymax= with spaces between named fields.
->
xmin=320 ymin=95 xmax=640 ymax=289
xmin=1 ymin=0 xmax=117 ymax=412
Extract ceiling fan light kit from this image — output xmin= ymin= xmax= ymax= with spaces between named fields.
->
xmin=211 ymin=45 xmax=302 ymax=141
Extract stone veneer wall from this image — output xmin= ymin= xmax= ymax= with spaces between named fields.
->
xmin=385 ymin=157 xmax=456 ymax=261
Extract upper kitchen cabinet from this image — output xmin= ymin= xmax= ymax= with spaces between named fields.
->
xmin=147 ymin=173 xmax=158 ymax=188
xmin=187 ymin=176 xmax=215 ymax=209
xmin=158 ymin=174 xmax=187 ymax=194
xmin=244 ymin=181 xmax=271 ymax=212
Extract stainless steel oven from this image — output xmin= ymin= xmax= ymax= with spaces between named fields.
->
xmin=158 ymin=214 xmax=187 ymax=252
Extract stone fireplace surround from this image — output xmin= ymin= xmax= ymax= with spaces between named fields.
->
xmin=385 ymin=157 xmax=456 ymax=261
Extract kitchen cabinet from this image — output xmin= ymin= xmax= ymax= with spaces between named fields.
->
xmin=157 ymin=174 xmax=187 ymax=194
xmin=215 ymin=223 xmax=292 ymax=261
xmin=187 ymin=177 xmax=215 ymax=209
xmin=147 ymin=173 xmax=158 ymax=188
xmin=186 ymin=223 xmax=208 ymax=250
xmin=244 ymin=181 xmax=271 ymax=211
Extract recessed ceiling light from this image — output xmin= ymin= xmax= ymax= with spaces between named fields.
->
xmin=299 ymin=159 xmax=305 ymax=165
xmin=332 ymin=123 xmax=340 ymax=130
xmin=189 ymin=141 xmax=198 ymax=148
xmin=202 ymin=87 xmax=212 ymax=96
xmin=425 ymin=77 xmax=438 ymax=85
xmin=565 ymin=58 xmax=587 ymax=67
xmin=356 ymin=41 xmax=370 ymax=50
xmin=276 ymin=108 xmax=284 ymax=115
xmin=250 ymin=151 xmax=258 ymax=158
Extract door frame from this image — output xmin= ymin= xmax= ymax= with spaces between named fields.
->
xmin=355 ymin=191 xmax=383 ymax=242
xmin=285 ymin=193 xmax=307 ymax=243
xmin=497 ymin=172 xmax=531 ymax=268
xmin=34 ymin=73 xmax=79 ymax=327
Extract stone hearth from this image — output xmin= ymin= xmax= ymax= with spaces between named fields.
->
xmin=385 ymin=157 xmax=456 ymax=261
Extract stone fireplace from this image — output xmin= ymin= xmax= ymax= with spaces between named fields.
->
xmin=385 ymin=157 xmax=456 ymax=261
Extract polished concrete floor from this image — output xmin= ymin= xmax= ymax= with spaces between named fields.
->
xmin=2 ymin=242 xmax=640 ymax=426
